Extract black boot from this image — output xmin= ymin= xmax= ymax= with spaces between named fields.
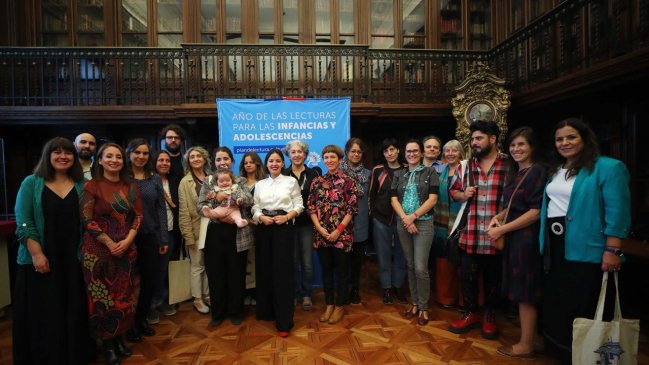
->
xmin=139 ymin=320 xmax=156 ymax=336
xmin=125 ymin=326 xmax=142 ymax=343
xmin=102 ymin=339 xmax=120 ymax=365
xmin=115 ymin=335 xmax=133 ymax=357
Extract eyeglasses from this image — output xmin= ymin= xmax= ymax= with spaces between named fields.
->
xmin=349 ymin=150 xmax=363 ymax=155
xmin=165 ymin=136 xmax=181 ymax=141
xmin=405 ymin=150 xmax=420 ymax=154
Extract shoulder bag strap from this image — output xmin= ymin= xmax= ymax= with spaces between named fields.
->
xmin=501 ymin=165 xmax=534 ymax=224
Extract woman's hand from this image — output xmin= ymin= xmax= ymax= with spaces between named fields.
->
xmin=32 ymin=253 xmax=50 ymax=273
xmin=406 ymin=224 xmax=419 ymax=235
xmin=327 ymin=229 xmax=341 ymax=242
xmin=111 ymin=238 xmax=131 ymax=257
xmin=401 ymin=214 xmax=416 ymax=228
xmin=488 ymin=216 xmax=501 ymax=229
xmin=259 ymin=215 xmax=275 ymax=226
xmin=464 ymin=186 xmax=477 ymax=199
xmin=273 ymin=215 xmax=289 ymax=225
xmin=486 ymin=225 xmax=504 ymax=241
xmin=601 ymin=251 xmax=622 ymax=272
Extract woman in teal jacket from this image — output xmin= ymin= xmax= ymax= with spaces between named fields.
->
xmin=13 ymin=137 xmax=93 ymax=365
xmin=540 ymin=118 xmax=631 ymax=365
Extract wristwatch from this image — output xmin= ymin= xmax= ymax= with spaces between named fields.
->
xmin=604 ymin=246 xmax=624 ymax=257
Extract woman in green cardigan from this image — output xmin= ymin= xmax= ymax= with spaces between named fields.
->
xmin=13 ymin=137 xmax=93 ymax=365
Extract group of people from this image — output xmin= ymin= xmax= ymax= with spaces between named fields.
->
xmin=12 ymin=118 xmax=630 ymax=365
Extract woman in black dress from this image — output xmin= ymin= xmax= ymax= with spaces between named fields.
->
xmin=13 ymin=137 xmax=93 ymax=365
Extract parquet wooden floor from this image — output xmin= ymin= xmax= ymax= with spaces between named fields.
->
xmin=1 ymin=260 xmax=648 ymax=364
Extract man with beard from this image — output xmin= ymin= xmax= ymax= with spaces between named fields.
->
xmin=422 ymin=135 xmax=445 ymax=174
xmin=74 ymin=132 xmax=97 ymax=180
xmin=160 ymin=124 xmax=186 ymax=180
xmin=447 ymin=120 xmax=511 ymax=340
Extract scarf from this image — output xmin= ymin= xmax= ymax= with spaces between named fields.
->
xmin=340 ymin=159 xmax=368 ymax=196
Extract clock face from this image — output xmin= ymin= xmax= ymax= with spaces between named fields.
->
xmin=467 ymin=102 xmax=494 ymax=122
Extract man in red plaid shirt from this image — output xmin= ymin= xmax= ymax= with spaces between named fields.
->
xmin=447 ymin=120 xmax=512 ymax=339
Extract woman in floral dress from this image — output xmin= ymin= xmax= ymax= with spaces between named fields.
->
xmin=308 ymin=145 xmax=360 ymax=324
xmin=80 ymin=143 xmax=142 ymax=365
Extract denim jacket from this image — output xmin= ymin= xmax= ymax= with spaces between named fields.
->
xmin=390 ymin=165 xmax=440 ymax=211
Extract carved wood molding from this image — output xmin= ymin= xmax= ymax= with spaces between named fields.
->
xmin=451 ymin=62 xmax=510 ymax=154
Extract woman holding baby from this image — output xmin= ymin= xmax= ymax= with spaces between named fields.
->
xmin=198 ymin=147 xmax=255 ymax=327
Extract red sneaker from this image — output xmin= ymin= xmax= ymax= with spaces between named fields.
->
xmin=481 ymin=310 xmax=498 ymax=339
xmin=448 ymin=312 xmax=480 ymax=334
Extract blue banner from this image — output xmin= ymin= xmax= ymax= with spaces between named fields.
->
xmin=217 ymin=98 xmax=351 ymax=170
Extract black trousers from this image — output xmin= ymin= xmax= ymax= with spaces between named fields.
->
xmin=134 ymin=232 xmax=160 ymax=325
xmin=460 ymin=250 xmax=501 ymax=312
xmin=349 ymin=240 xmax=366 ymax=290
xmin=318 ymin=246 xmax=351 ymax=306
xmin=203 ymin=222 xmax=247 ymax=321
xmin=255 ymin=223 xmax=295 ymax=332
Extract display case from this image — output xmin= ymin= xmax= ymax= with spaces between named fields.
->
xmin=121 ymin=0 xmax=147 ymax=47
xmin=440 ymin=0 xmax=462 ymax=49
xmin=157 ymin=0 xmax=183 ymax=46
xmin=469 ymin=0 xmax=491 ymax=50
xmin=403 ymin=0 xmax=425 ymax=49
xmin=42 ymin=0 xmax=71 ymax=46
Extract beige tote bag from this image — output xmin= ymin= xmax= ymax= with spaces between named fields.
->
xmin=572 ymin=272 xmax=639 ymax=365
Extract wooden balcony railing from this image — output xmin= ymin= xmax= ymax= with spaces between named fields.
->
xmin=0 ymin=0 xmax=647 ymax=108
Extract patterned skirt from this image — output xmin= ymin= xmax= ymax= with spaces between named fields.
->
xmin=81 ymin=233 xmax=139 ymax=339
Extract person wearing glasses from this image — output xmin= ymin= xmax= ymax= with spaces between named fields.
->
xmin=390 ymin=139 xmax=439 ymax=326
xmin=340 ymin=138 xmax=371 ymax=305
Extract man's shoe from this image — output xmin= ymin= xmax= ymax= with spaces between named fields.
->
xmin=302 ymin=297 xmax=313 ymax=311
xmin=146 ymin=309 xmax=160 ymax=325
xmin=158 ymin=303 xmax=177 ymax=316
xmin=139 ymin=321 xmax=156 ymax=337
xmin=320 ymin=305 xmax=335 ymax=322
xmin=328 ymin=306 xmax=345 ymax=324
xmin=114 ymin=336 xmax=132 ymax=357
xmin=448 ymin=312 xmax=480 ymax=334
xmin=481 ymin=310 xmax=498 ymax=339
xmin=125 ymin=328 xmax=142 ymax=343
xmin=349 ymin=288 xmax=361 ymax=304
xmin=393 ymin=286 xmax=408 ymax=304
xmin=382 ymin=289 xmax=393 ymax=304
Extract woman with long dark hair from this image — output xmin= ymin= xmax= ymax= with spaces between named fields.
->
xmin=124 ymin=139 xmax=169 ymax=342
xmin=13 ymin=137 xmax=93 ymax=365
xmin=81 ymin=142 xmax=143 ymax=365
xmin=252 ymin=148 xmax=303 ymax=336
xmin=199 ymin=146 xmax=255 ymax=327
xmin=539 ymin=118 xmax=630 ymax=364
xmin=486 ymin=128 xmax=546 ymax=359
xmin=239 ymin=151 xmax=265 ymax=305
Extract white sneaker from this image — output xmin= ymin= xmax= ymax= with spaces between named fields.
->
xmin=194 ymin=300 xmax=210 ymax=314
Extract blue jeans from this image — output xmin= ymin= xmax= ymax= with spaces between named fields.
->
xmin=372 ymin=218 xmax=406 ymax=289
xmin=397 ymin=219 xmax=434 ymax=310
xmin=293 ymin=224 xmax=314 ymax=299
